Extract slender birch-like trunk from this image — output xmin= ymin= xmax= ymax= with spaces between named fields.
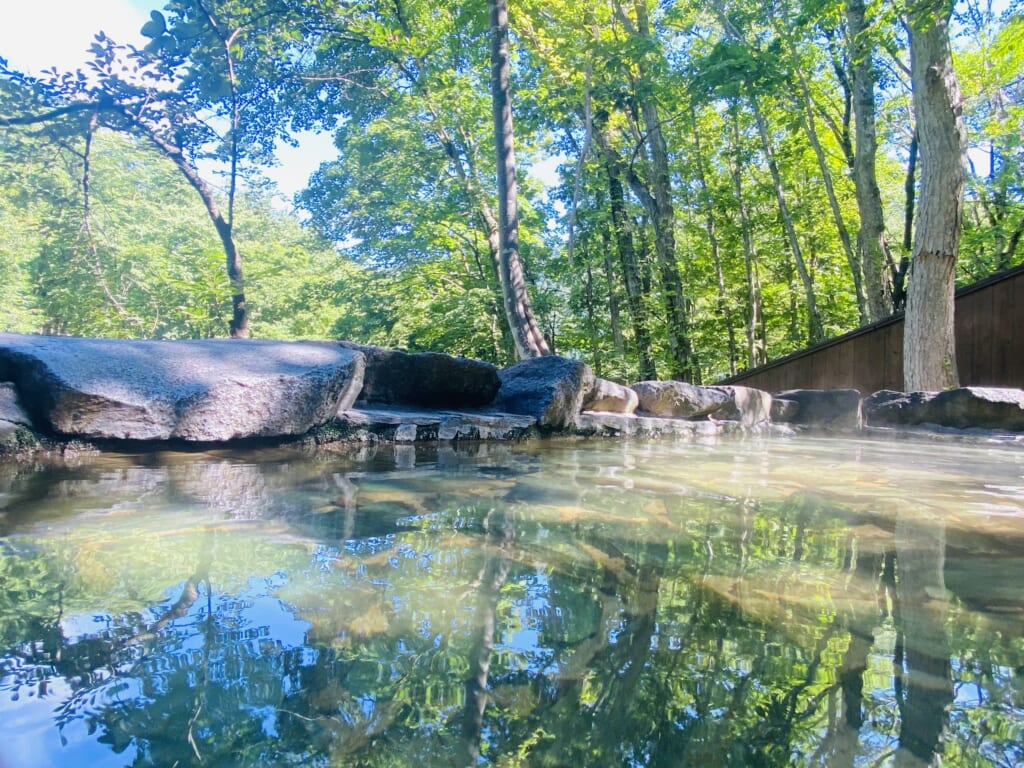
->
xmin=903 ymin=0 xmax=966 ymax=391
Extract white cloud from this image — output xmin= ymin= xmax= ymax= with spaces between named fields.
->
xmin=265 ymin=131 xmax=338 ymax=203
xmin=0 ymin=0 xmax=148 ymax=75
xmin=1 ymin=0 xmax=336 ymax=200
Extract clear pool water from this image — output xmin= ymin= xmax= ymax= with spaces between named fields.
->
xmin=0 ymin=435 xmax=1022 ymax=767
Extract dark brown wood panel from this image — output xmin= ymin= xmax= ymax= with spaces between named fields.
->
xmin=723 ymin=265 xmax=1024 ymax=393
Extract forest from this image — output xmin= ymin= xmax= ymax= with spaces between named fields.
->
xmin=0 ymin=0 xmax=1021 ymax=386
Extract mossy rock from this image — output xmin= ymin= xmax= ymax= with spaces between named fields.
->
xmin=0 ymin=421 xmax=42 ymax=457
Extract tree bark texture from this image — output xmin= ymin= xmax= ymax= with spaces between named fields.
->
xmin=903 ymin=0 xmax=966 ymax=391
xmin=847 ymin=0 xmax=894 ymax=322
xmin=488 ymin=0 xmax=550 ymax=359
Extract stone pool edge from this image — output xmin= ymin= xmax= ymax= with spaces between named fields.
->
xmin=2 ymin=332 xmax=1024 ymax=459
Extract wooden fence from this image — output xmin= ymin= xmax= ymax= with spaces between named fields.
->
xmin=721 ymin=263 xmax=1024 ymax=394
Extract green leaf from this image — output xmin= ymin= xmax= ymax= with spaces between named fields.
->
xmin=140 ymin=10 xmax=167 ymax=39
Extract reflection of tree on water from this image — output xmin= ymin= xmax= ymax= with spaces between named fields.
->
xmin=830 ymin=539 xmax=891 ymax=767
xmin=894 ymin=515 xmax=953 ymax=767
xmin=457 ymin=508 xmax=513 ymax=767
xmin=1 ymin=453 xmax=1023 ymax=767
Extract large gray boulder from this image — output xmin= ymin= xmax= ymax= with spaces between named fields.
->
xmin=0 ymin=382 xmax=31 ymax=427
xmin=339 ymin=342 xmax=500 ymax=409
xmin=864 ymin=387 xmax=1024 ymax=431
xmin=924 ymin=387 xmax=1024 ymax=431
xmin=863 ymin=390 xmax=937 ymax=426
xmin=632 ymin=380 xmax=732 ymax=419
xmin=774 ymin=388 xmax=863 ymax=430
xmin=497 ymin=355 xmax=595 ymax=430
xmin=711 ymin=385 xmax=773 ymax=427
xmin=582 ymin=377 xmax=639 ymax=415
xmin=0 ymin=381 xmax=39 ymax=456
xmin=0 ymin=333 xmax=365 ymax=442
xmin=770 ymin=397 xmax=799 ymax=423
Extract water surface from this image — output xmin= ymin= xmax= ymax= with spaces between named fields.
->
xmin=1 ymin=436 xmax=1022 ymax=767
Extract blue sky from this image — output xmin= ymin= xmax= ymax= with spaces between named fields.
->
xmin=0 ymin=0 xmax=566 ymax=205
xmin=0 ymin=0 xmax=337 ymax=202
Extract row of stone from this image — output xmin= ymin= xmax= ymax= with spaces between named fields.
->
xmin=1 ymin=332 xmax=1023 ymax=454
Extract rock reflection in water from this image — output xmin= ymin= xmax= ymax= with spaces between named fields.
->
xmin=0 ymin=437 xmax=1021 ymax=767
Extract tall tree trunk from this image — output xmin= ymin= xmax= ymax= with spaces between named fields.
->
xmin=583 ymin=260 xmax=603 ymax=377
xmin=903 ymin=0 xmax=966 ymax=391
xmin=632 ymin=0 xmax=699 ymax=383
xmin=601 ymin=239 xmax=625 ymax=356
xmin=713 ymin=1 xmax=820 ymax=345
xmin=603 ymin=149 xmax=658 ymax=381
xmin=470 ymin=241 xmax=514 ymax=362
xmin=847 ymin=0 xmax=894 ymax=321
xmin=728 ymin=109 xmax=766 ymax=368
xmin=691 ymin=108 xmax=738 ymax=375
xmin=750 ymin=95 xmax=825 ymax=344
xmin=488 ymin=0 xmax=550 ymax=359
xmin=892 ymin=132 xmax=919 ymax=311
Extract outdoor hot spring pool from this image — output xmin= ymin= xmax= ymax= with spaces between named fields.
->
xmin=0 ymin=435 xmax=1022 ymax=767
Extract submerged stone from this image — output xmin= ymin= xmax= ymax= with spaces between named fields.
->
xmin=574 ymin=411 xmax=736 ymax=439
xmin=0 ymin=333 xmax=365 ymax=442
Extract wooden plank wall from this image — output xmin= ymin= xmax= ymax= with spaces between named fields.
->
xmin=722 ymin=264 xmax=1024 ymax=394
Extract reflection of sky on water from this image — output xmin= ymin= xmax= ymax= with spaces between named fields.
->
xmin=0 ymin=664 xmax=141 ymax=768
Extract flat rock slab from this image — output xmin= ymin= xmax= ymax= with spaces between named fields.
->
xmin=333 ymin=407 xmax=537 ymax=443
xmin=576 ymin=411 xmax=796 ymax=439
xmin=576 ymin=412 xmax=736 ymax=439
xmin=0 ymin=333 xmax=365 ymax=442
